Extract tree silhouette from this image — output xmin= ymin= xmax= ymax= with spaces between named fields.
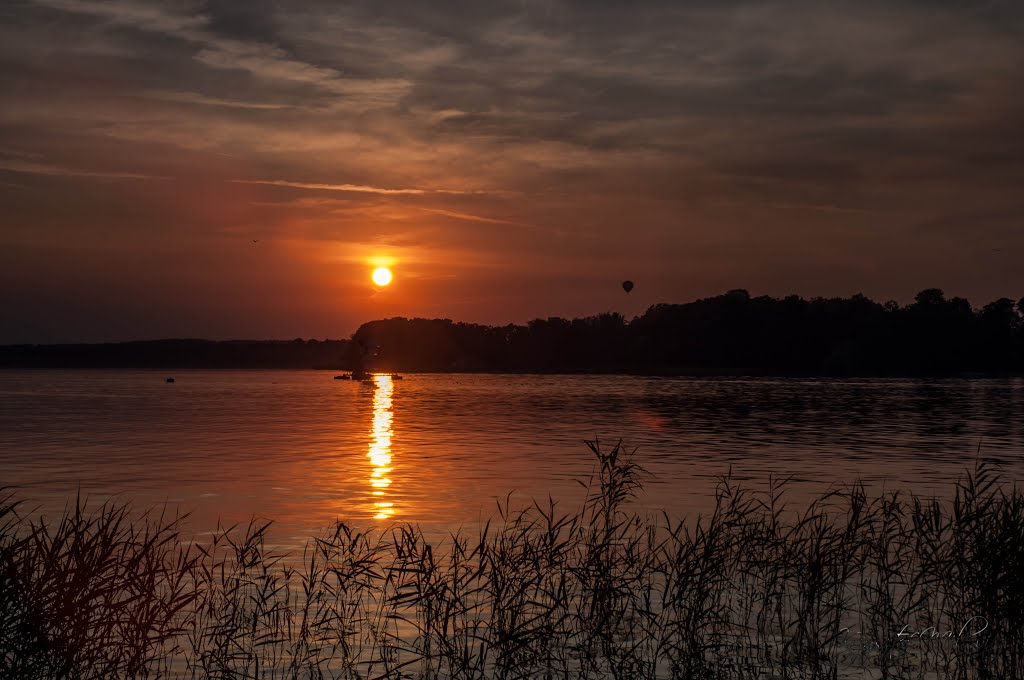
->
xmin=3 ymin=290 xmax=1023 ymax=375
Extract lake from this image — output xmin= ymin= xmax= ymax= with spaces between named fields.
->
xmin=2 ymin=371 xmax=1022 ymax=548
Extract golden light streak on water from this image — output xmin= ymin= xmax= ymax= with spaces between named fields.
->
xmin=367 ymin=374 xmax=395 ymax=520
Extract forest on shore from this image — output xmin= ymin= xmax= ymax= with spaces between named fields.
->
xmin=349 ymin=288 xmax=1024 ymax=375
xmin=3 ymin=289 xmax=1024 ymax=375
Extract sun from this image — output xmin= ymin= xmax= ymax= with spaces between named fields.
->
xmin=371 ymin=267 xmax=393 ymax=287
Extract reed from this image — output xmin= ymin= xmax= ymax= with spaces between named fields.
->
xmin=2 ymin=442 xmax=1022 ymax=679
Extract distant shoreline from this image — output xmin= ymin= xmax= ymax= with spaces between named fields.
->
xmin=4 ymin=289 xmax=1024 ymax=376
xmin=2 ymin=365 xmax=1022 ymax=379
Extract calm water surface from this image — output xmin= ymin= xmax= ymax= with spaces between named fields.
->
xmin=2 ymin=371 xmax=1022 ymax=547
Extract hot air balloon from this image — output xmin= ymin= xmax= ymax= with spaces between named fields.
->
xmin=622 ymin=280 xmax=634 ymax=293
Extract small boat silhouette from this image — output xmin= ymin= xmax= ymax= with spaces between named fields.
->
xmin=335 ymin=371 xmax=403 ymax=381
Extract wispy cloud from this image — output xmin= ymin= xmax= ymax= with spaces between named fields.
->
xmin=32 ymin=0 xmax=207 ymax=34
xmin=227 ymin=179 xmax=470 ymax=195
xmin=419 ymin=208 xmax=533 ymax=228
xmin=710 ymin=199 xmax=875 ymax=216
xmin=141 ymin=90 xmax=290 ymax=110
xmin=31 ymin=0 xmax=408 ymax=105
xmin=0 ymin=148 xmax=46 ymax=160
xmin=0 ymin=160 xmax=161 ymax=180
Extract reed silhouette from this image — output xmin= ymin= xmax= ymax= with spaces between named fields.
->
xmin=2 ymin=442 xmax=1023 ymax=678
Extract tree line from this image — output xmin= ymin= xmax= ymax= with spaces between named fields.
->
xmin=349 ymin=289 xmax=1024 ymax=375
xmin=3 ymin=289 xmax=1023 ymax=374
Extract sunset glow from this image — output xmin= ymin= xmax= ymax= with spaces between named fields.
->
xmin=2 ymin=3 xmax=1023 ymax=675
xmin=372 ymin=267 xmax=393 ymax=287
xmin=367 ymin=374 xmax=395 ymax=521
xmin=0 ymin=1 xmax=1021 ymax=344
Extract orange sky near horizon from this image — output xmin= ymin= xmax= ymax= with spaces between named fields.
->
xmin=1 ymin=0 xmax=1022 ymax=343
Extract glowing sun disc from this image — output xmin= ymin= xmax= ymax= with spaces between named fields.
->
xmin=372 ymin=267 xmax=393 ymax=286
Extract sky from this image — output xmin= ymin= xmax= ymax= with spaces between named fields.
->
xmin=1 ymin=0 xmax=1022 ymax=343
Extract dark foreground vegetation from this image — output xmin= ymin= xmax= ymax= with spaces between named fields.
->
xmin=3 ymin=442 xmax=1023 ymax=679
xmin=4 ymin=288 xmax=1024 ymax=375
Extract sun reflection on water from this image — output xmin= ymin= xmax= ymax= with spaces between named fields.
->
xmin=367 ymin=374 xmax=395 ymax=520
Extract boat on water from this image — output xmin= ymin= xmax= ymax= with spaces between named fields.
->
xmin=355 ymin=371 xmax=404 ymax=381
xmin=336 ymin=339 xmax=403 ymax=381
xmin=334 ymin=371 xmax=402 ymax=381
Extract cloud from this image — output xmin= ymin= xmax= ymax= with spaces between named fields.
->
xmin=0 ymin=159 xmax=161 ymax=180
xmin=226 ymin=179 xmax=469 ymax=195
xmin=3 ymin=0 xmax=1024 ymax=341
xmin=32 ymin=0 xmax=208 ymax=34
xmin=141 ymin=90 xmax=291 ymax=110
xmin=711 ymin=199 xmax=875 ymax=215
xmin=418 ymin=208 xmax=530 ymax=227
xmin=29 ymin=0 xmax=408 ymax=106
